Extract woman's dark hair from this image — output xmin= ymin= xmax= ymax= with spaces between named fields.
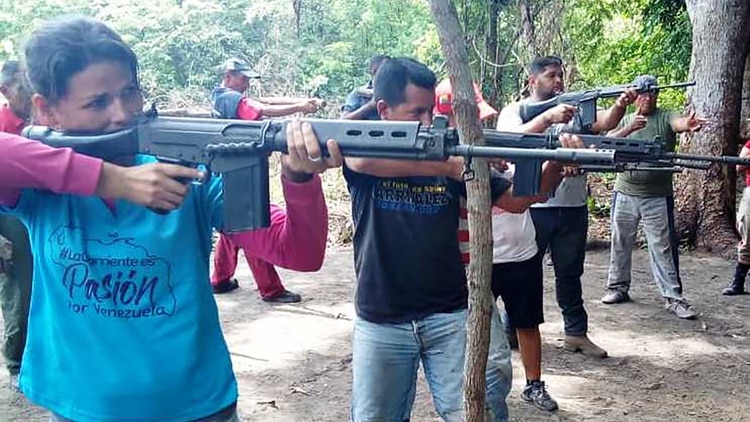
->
xmin=373 ymin=57 xmax=436 ymax=107
xmin=23 ymin=15 xmax=139 ymax=104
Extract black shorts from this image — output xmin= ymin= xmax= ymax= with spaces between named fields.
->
xmin=491 ymin=253 xmax=544 ymax=329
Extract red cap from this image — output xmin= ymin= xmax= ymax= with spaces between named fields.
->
xmin=435 ymin=78 xmax=497 ymax=120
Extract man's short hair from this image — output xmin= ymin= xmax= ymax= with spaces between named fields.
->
xmin=0 ymin=60 xmax=21 ymax=86
xmin=529 ymin=55 xmax=563 ymax=75
xmin=369 ymin=54 xmax=389 ymax=69
xmin=373 ymin=57 xmax=436 ymax=107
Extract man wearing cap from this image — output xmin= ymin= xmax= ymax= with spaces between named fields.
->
xmin=496 ymin=55 xmax=637 ymax=359
xmin=725 ymin=122 xmax=750 ymax=296
xmin=0 ymin=60 xmax=33 ymax=390
xmin=209 ymin=58 xmax=321 ymax=302
xmin=341 ymin=55 xmax=388 ymax=121
xmin=602 ymin=74 xmax=707 ymax=319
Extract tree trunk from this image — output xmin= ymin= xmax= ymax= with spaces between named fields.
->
xmin=741 ymin=52 xmax=750 ymax=137
xmin=674 ymin=0 xmax=750 ymax=256
xmin=517 ymin=0 xmax=539 ymax=64
xmin=485 ymin=0 xmax=500 ymax=115
xmin=429 ymin=1 xmax=494 ymax=421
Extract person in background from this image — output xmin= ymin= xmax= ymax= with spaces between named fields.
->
xmin=602 ymin=74 xmax=707 ymax=319
xmin=0 ymin=60 xmax=34 ymax=390
xmin=340 ymin=54 xmax=389 ymax=121
xmin=209 ymin=57 xmax=323 ymax=302
xmin=4 ymin=15 xmax=342 ymax=421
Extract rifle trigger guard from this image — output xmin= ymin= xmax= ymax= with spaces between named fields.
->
xmin=462 ymin=155 xmax=475 ymax=182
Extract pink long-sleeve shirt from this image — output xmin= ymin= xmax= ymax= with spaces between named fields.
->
xmin=0 ymin=131 xmax=328 ymax=271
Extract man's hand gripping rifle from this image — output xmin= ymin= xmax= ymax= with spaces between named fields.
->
xmin=519 ymin=80 xmax=695 ymax=132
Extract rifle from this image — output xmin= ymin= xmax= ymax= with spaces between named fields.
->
xmin=21 ymin=112 xmax=746 ymax=232
xmin=519 ymin=81 xmax=695 ymax=131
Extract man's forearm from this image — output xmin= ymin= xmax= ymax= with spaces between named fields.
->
xmin=260 ymin=103 xmax=307 ymax=117
xmin=539 ymin=162 xmax=564 ymax=193
xmin=345 ymin=157 xmax=461 ymax=180
xmin=258 ymin=96 xmax=311 ymax=105
xmin=515 ymin=114 xmax=554 ymax=134
xmin=593 ymin=105 xmax=627 ymax=133
xmin=342 ymin=102 xmax=377 ymax=120
xmin=607 ymin=126 xmax=634 ymax=138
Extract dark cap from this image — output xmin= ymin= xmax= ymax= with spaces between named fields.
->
xmin=0 ymin=60 xmax=21 ymax=86
xmin=633 ymin=74 xmax=658 ymax=89
xmin=219 ymin=58 xmax=260 ymax=79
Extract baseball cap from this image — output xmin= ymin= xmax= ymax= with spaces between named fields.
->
xmin=219 ymin=58 xmax=261 ymax=79
xmin=633 ymin=74 xmax=658 ymax=90
xmin=435 ymin=78 xmax=497 ymax=120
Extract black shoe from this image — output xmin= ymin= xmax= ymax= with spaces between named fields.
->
xmin=262 ymin=290 xmax=302 ymax=303
xmin=212 ymin=278 xmax=240 ymax=294
xmin=724 ymin=263 xmax=749 ymax=295
xmin=722 ymin=284 xmax=746 ymax=295
xmin=521 ymin=380 xmax=558 ymax=412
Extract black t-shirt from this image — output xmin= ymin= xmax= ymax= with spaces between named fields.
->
xmin=344 ymin=165 xmax=511 ymax=323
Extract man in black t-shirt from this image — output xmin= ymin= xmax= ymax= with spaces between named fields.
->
xmin=344 ymin=57 xmax=582 ymax=422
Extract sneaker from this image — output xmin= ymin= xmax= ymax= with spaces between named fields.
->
xmin=665 ymin=299 xmax=697 ymax=319
xmin=262 ymin=290 xmax=302 ymax=303
xmin=521 ymin=381 xmax=558 ymax=412
xmin=212 ymin=278 xmax=240 ymax=294
xmin=601 ymin=290 xmax=630 ymax=304
xmin=563 ymin=334 xmax=608 ymax=358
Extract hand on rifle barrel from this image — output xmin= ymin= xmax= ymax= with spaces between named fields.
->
xmin=281 ymin=119 xmax=343 ymax=182
xmin=554 ymin=133 xmax=586 ymax=176
xmin=614 ymin=88 xmax=638 ymax=108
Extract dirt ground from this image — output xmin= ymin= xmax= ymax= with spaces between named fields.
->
xmin=1 ymin=245 xmax=749 ymax=422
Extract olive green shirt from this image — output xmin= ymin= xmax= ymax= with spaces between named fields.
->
xmin=613 ymin=108 xmax=679 ymax=197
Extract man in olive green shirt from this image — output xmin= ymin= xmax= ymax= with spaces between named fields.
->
xmin=602 ymin=75 xmax=707 ymax=319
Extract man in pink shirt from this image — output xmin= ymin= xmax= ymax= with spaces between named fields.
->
xmin=209 ymin=58 xmax=322 ymax=302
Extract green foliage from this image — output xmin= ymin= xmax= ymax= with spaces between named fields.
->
xmin=0 ymin=0 xmax=694 ymax=112
xmin=564 ymin=0 xmax=692 ymax=110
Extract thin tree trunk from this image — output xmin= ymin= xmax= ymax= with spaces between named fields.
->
xmin=517 ymin=0 xmax=538 ymax=63
xmin=741 ymin=52 xmax=750 ymax=137
xmin=675 ymin=0 xmax=750 ymax=256
xmin=429 ymin=1 xmax=494 ymax=421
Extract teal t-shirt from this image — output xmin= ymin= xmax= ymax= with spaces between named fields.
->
xmin=1 ymin=156 xmax=237 ymax=422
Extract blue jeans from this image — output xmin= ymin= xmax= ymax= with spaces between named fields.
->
xmin=351 ymin=308 xmax=512 ymax=422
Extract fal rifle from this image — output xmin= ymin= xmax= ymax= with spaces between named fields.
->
xmin=519 ymin=80 xmax=695 ymax=131
xmin=22 ymin=112 xmax=620 ymax=232
xmin=22 ymin=112 xmax=746 ymax=232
